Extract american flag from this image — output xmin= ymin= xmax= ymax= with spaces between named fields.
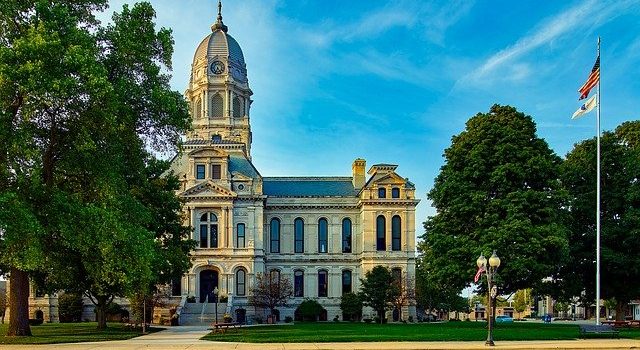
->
xmin=578 ymin=56 xmax=600 ymax=100
xmin=474 ymin=265 xmax=485 ymax=283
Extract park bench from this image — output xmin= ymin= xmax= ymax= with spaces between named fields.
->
xmin=579 ymin=324 xmax=619 ymax=338
xmin=210 ymin=322 xmax=240 ymax=334
xmin=602 ymin=320 xmax=630 ymax=328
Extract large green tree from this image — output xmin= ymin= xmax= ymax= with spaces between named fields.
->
xmin=0 ymin=0 xmax=191 ymax=333
xmin=557 ymin=121 xmax=640 ymax=320
xmin=421 ymin=105 xmax=569 ymax=301
xmin=360 ymin=265 xmax=400 ymax=323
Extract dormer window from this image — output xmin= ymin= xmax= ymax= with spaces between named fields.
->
xmin=211 ymin=164 xmax=221 ymax=179
xmin=196 ymin=164 xmax=205 ymax=179
xmin=378 ymin=187 xmax=386 ymax=198
xmin=392 ymin=187 xmax=400 ymax=198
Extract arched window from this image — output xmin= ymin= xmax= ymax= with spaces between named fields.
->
xmin=392 ymin=187 xmax=400 ymax=198
xmin=294 ymin=218 xmax=304 ymax=253
xmin=376 ymin=215 xmax=386 ymax=251
xmin=195 ymin=98 xmax=202 ymax=119
xmin=236 ymin=223 xmax=245 ymax=248
xmin=318 ymin=270 xmax=328 ymax=297
xmin=199 ymin=212 xmax=218 ymax=248
xmin=211 ymin=93 xmax=223 ymax=118
xmin=392 ymin=268 xmax=402 ymax=284
xmin=233 ymin=96 xmax=243 ymax=118
xmin=378 ymin=187 xmax=386 ymax=198
xmin=294 ymin=270 xmax=304 ymax=297
xmin=270 ymin=218 xmax=280 ymax=253
xmin=236 ymin=269 xmax=246 ymax=296
xmin=392 ymin=215 xmax=401 ymax=251
xmin=342 ymin=270 xmax=352 ymax=295
xmin=318 ymin=218 xmax=328 ymax=253
xmin=342 ymin=218 xmax=352 ymax=253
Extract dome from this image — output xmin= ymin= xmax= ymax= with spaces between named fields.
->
xmin=193 ymin=30 xmax=245 ymax=69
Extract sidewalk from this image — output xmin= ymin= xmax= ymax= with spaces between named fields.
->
xmin=1 ymin=326 xmax=639 ymax=349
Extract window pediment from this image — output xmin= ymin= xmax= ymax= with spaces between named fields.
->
xmin=181 ymin=181 xmax=236 ymax=198
xmin=188 ymin=146 xmax=227 ymax=159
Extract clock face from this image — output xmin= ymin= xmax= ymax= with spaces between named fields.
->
xmin=210 ymin=60 xmax=225 ymax=75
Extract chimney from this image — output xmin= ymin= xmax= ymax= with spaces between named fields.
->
xmin=352 ymin=158 xmax=366 ymax=190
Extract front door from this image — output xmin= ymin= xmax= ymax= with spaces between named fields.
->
xmin=199 ymin=270 xmax=218 ymax=303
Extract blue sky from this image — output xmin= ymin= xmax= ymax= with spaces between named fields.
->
xmin=102 ymin=0 xmax=640 ymax=227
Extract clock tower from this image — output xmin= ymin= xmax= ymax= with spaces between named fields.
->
xmin=185 ymin=0 xmax=253 ymax=157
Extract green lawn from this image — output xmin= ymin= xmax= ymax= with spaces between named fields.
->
xmin=0 ymin=322 xmax=159 ymax=344
xmin=202 ymin=321 xmax=640 ymax=343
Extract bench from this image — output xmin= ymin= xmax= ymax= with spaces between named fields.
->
xmin=601 ymin=320 xmax=630 ymax=328
xmin=579 ymin=324 xmax=620 ymax=338
xmin=629 ymin=320 xmax=640 ymax=328
xmin=210 ymin=322 xmax=240 ymax=334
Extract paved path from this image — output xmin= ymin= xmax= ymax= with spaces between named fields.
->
xmin=1 ymin=326 xmax=639 ymax=349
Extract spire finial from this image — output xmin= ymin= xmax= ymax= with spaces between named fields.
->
xmin=211 ymin=0 xmax=228 ymax=33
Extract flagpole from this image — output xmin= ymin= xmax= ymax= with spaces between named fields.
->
xmin=595 ymin=36 xmax=601 ymax=326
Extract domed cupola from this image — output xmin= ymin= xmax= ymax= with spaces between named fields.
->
xmin=191 ymin=0 xmax=248 ymax=84
xmin=185 ymin=1 xmax=254 ymax=158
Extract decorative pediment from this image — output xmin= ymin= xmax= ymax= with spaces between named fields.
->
xmin=188 ymin=146 xmax=227 ymax=159
xmin=181 ymin=181 xmax=236 ymax=198
xmin=369 ymin=173 xmax=406 ymax=186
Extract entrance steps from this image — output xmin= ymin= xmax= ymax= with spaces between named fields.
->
xmin=179 ymin=302 xmax=228 ymax=326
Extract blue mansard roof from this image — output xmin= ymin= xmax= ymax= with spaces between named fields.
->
xmin=263 ymin=177 xmax=357 ymax=197
xmin=228 ymin=154 xmax=260 ymax=179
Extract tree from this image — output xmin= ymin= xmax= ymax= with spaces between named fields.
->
xmin=513 ymin=289 xmax=531 ymax=319
xmin=360 ymin=266 xmax=400 ymax=323
xmin=0 ymin=1 xmax=191 ymax=333
xmin=58 ymin=293 xmax=84 ymax=323
xmin=296 ymin=299 xmax=324 ymax=321
xmin=391 ymin=277 xmax=415 ymax=321
xmin=558 ymin=122 xmax=640 ymax=321
xmin=249 ymin=273 xmax=293 ymax=318
xmin=340 ymin=292 xmax=363 ymax=322
xmin=422 ymin=105 xmax=569 ymax=303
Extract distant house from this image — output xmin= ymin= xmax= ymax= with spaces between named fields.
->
xmin=631 ymin=300 xmax=640 ymax=321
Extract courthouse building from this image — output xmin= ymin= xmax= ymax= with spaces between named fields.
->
xmin=13 ymin=2 xmax=419 ymax=324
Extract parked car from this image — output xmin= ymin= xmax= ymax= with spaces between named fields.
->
xmin=496 ymin=315 xmax=514 ymax=323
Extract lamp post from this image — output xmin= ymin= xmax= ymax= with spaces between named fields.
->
xmin=477 ymin=250 xmax=501 ymax=347
xmin=213 ymin=287 xmax=219 ymax=325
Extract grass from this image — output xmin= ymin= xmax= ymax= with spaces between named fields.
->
xmin=0 ymin=322 xmax=159 ymax=344
xmin=201 ymin=321 xmax=640 ymax=343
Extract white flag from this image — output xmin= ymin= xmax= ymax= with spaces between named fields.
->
xmin=572 ymin=94 xmax=597 ymax=119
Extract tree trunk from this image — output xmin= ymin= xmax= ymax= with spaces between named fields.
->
xmin=7 ymin=267 xmax=31 ymax=336
xmin=615 ymin=300 xmax=626 ymax=321
xmin=378 ymin=309 xmax=384 ymax=324
xmin=95 ymin=296 xmax=108 ymax=330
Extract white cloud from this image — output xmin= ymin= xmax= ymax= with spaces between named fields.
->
xmin=457 ymin=0 xmax=636 ymax=88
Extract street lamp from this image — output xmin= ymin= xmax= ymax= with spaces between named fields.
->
xmin=213 ymin=287 xmax=219 ymax=325
xmin=477 ymin=250 xmax=501 ymax=346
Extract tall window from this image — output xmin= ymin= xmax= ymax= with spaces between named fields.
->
xmin=342 ymin=270 xmax=352 ymax=295
xmin=233 ymin=96 xmax=243 ymax=118
xmin=236 ymin=223 xmax=246 ymax=248
xmin=199 ymin=212 xmax=218 ymax=248
xmin=294 ymin=218 xmax=304 ymax=253
xmin=318 ymin=218 xmax=328 ymax=253
xmin=318 ymin=270 xmax=328 ymax=297
xmin=196 ymin=164 xmax=205 ymax=179
xmin=378 ymin=187 xmax=386 ymax=198
xmin=392 ymin=268 xmax=402 ymax=284
xmin=342 ymin=218 xmax=352 ymax=253
xmin=211 ymin=93 xmax=223 ymax=118
xmin=392 ymin=215 xmax=401 ymax=251
xmin=171 ymin=277 xmax=181 ymax=297
xmin=392 ymin=187 xmax=400 ymax=198
xmin=211 ymin=164 xmax=221 ymax=179
xmin=270 ymin=269 xmax=281 ymax=290
xmin=195 ymin=98 xmax=202 ymax=119
xmin=270 ymin=218 xmax=280 ymax=253
xmin=294 ymin=270 xmax=304 ymax=297
xmin=376 ymin=215 xmax=386 ymax=251
xmin=236 ymin=269 xmax=246 ymax=296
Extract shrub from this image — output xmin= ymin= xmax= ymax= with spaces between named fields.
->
xmin=186 ymin=295 xmax=196 ymax=303
xmin=255 ymin=316 xmax=263 ymax=324
xmin=408 ymin=315 xmax=414 ymax=323
xmin=333 ymin=315 xmax=339 ymax=322
xmin=219 ymin=294 xmax=229 ymax=303
xmin=340 ymin=292 xmax=363 ymax=322
xmin=58 ymin=293 xmax=84 ymax=323
xmin=28 ymin=318 xmax=44 ymax=326
xmin=363 ymin=318 xmax=372 ymax=323
xmin=284 ymin=316 xmax=293 ymax=323
xmin=223 ymin=313 xmax=233 ymax=323
xmin=296 ymin=299 xmax=324 ymax=322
